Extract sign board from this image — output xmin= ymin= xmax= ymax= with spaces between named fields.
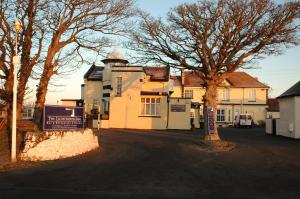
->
xmin=171 ymin=104 xmax=186 ymax=112
xmin=43 ymin=105 xmax=84 ymax=130
xmin=208 ymin=107 xmax=214 ymax=135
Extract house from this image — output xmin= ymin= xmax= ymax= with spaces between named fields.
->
xmin=276 ymin=81 xmax=300 ymax=139
xmin=171 ymin=71 xmax=269 ymax=127
xmin=82 ymin=49 xmax=269 ymax=130
xmin=82 ymin=49 xmax=191 ymax=130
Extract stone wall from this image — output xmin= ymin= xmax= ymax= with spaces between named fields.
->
xmin=20 ymin=129 xmax=99 ymax=161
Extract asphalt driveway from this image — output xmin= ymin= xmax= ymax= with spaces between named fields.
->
xmin=0 ymin=128 xmax=300 ymax=199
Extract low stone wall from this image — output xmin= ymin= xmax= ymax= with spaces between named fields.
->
xmin=20 ymin=129 xmax=99 ymax=161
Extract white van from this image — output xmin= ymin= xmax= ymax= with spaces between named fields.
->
xmin=234 ymin=114 xmax=253 ymax=128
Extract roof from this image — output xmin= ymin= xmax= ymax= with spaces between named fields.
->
xmin=84 ymin=64 xmax=104 ymax=81
xmin=102 ymin=59 xmax=129 ymax=65
xmin=183 ymin=71 xmax=204 ymax=87
xmin=226 ymin=72 xmax=268 ymax=88
xmin=143 ymin=67 xmax=170 ymax=82
xmin=84 ymin=64 xmax=170 ymax=82
xmin=170 ymin=76 xmax=182 ymax=86
xmin=101 ymin=48 xmax=129 ymax=65
xmin=277 ymin=81 xmax=300 ymax=99
xmin=180 ymin=71 xmax=269 ymax=88
xmin=266 ymin=98 xmax=279 ymax=111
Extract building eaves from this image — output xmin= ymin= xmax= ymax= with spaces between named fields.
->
xmin=277 ymin=81 xmax=300 ymax=99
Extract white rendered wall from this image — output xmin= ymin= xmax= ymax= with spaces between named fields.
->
xmin=277 ymin=97 xmax=296 ymax=138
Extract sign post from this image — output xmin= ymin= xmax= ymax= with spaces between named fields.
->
xmin=208 ymin=107 xmax=215 ymax=135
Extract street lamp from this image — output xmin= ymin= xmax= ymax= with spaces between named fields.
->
xmin=11 ymin=18 xmax=21 ymax=162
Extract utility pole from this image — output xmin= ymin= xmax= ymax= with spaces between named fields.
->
xmin=11 ymin=19 xmax=21 ymax=162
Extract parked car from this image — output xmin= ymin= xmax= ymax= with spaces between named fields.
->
xmin=234 ymin=114 xmax=254 ymax=128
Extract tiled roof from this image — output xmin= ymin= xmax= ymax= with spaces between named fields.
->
xmin=143 ymin=67 xmax=170 ymax=82
xmin=181 ymin=71 xmax=268 ymax=88
xmin=266 ymin=98 xmax=279 ymax=111
xmin=226 ymin=72 xmax=269 ymax=88
xmin=183 ymin=71 xmax=204 ymax=87
xmin=170 ymin=76 xmax=182 ymax=86
xmin=277 ymin=81 xmax=300 ymax=99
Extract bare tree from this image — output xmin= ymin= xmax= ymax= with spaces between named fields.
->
xmin=0 ymin=0 xmax=46 ymax=126
xmin=33 ymin=0 xmax=134 ymax=124
xmin=17 ymin=0 xmax=46 ymax=119
xmin=0 ymin=0 xmax=23 ymax=125
xmin=128 ymin=0 xmax=300 ymax=140
xmin=0 ymin=0 xmax=134 ymax=127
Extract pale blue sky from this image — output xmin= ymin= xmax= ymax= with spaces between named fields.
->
xmin=41 ymin=0 xmax=300 ymax=104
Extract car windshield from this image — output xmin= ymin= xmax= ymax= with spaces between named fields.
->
xmin=240 ymin=115 xmax=246 ymax=119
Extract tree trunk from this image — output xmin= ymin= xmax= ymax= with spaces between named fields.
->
xmin=17 ymin=0 xmax=36 ymax=119
xmin=203 ymin=81 xmax=220 ymax=141
xmin=33 ymin=68 xmax=53 ymax=126
xmin=17 ymin=62 xmax=34 ymax=119
xmin=4 ymin=67 xmax=14 ymax=129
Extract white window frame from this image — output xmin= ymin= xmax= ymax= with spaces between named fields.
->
xmin=217 ymin=109 xmax=225 ymax=122
xmin=223 ymin=89 xmax=230 ymax=101
xmin=218 ymin=89 xmax=230 ymax=101
xmin=116 ymin=77 xmax=122 ymax=96
xmin=141 ymin=97 xmax=161 ymax=116
xmin=22 ymin=108 xmax=33 ymax=119
xmin=228 ymin=109 xmax=231 ymax=122
xmin=184 ymin=89 xmax=193 ymax=99
xmin=248 ymin=89 xmax=256 ymax=102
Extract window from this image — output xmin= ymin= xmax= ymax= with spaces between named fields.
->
xmin=22 ymin=108 xmax=33 ymax=119
xmin=93 ymin=99 xmax=99 ymax=108
xmin=184 ymin=89 xmax=193 ymax=98
xmin=223 ymin=89 xmax=229 ymax=101
xmin=116 ymin=77 xmax=122 ymax=96
xmin=217 ymin=109 xmax=225 ymax=122
xmin=248 ymin=89 xmax=256 ymax=101
xmin=228 ymin=109 xmax=231 ymax=122
xmin=102 ymin=100 xmax=110 ymax=114
xmin=218 ymin=89 xmax=229 ymax=101
xmin=141 ymin=97 xmax=160 ymax=116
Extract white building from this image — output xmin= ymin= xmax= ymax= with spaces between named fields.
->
xmin=276 ymin=81 xmax=300 ymax=139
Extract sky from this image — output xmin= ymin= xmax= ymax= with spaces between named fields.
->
xmin=39 ymin=0 xmax=300 ymax=105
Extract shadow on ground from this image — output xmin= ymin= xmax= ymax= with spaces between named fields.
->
xmin=0 ymin=127 xmax=300 ymax=199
